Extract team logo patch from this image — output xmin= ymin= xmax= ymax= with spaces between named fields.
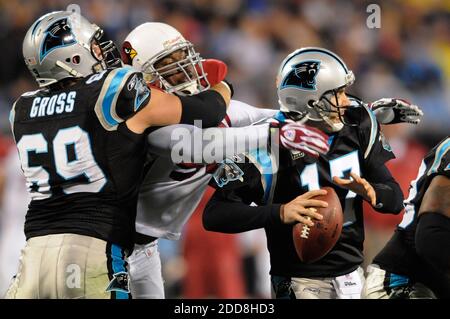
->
xmin=122 ymin=41 xmax=137 ymax=65
xmin=106 ymin=271 xmax=130 ymax=293
xmin=281 ymin=60 xmax=321 ymax=90
xmin=40 ymin=18 xmax=76 ymax=63
xmin=134 ymin=77 xmax=151 ymax=111
xmin=213 ymin=159 xmax=244 ymax=188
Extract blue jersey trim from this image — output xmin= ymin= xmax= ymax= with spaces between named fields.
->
xmin=101 ymin=68 xmax=131 ymax=127
xmin=429 ymin=138 xmax=450 ymax=175
xmin=110 ymin=244 xmax=129 ymax=299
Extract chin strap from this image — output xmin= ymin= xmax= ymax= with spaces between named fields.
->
xmin=56 ymin=60 xmax=83 ymax=77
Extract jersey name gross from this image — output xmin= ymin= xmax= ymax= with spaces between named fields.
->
xmin=30 ymin=92 xmax=76 ymax=118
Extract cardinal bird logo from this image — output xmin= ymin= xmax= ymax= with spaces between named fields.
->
xmin=281 ymin=60 xmax=321 ymax=91
xmin=121 ymin=41 xmax=137 ymax=65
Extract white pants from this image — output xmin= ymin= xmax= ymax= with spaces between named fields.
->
xmin=362 ymin=264 xmax=390 ymax=299
xmin=127 ymin=241 xmax=165 ymax=299
xmin=5 ymin=234 xmax=130 ymax=299
xmin=273 ymin=267 xmax=365 ymax=299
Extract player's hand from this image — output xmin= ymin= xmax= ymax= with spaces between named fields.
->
xmin=280 ymin=189 xmax=327 ymax=226
xmin=333 ymin=172 xmax=377 ymax=206
xmin=276 ymin=121 xmax=329 ymax=157
xmin=197 ymin=59 xmax=228 ymax=87
xmin=370 ymin=98 xmax=423 ymax=125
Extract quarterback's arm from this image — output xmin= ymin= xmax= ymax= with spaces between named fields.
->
xmin=203 ymin=192 xmax=283 ymax=233
xmin=333 ymin=164 xmax=404 ymax=213
xmin=335 ymin=105 xmax=403 ymax=212
xmin=365 ymin=164 xmax=404 ymax=213
xmin=203 ymin=187 xmax=327 ymax=232
xmin=127 ymin=82 xmax=231 ymax=134
xmin=226 ymin=100 xmax=277 ymax=127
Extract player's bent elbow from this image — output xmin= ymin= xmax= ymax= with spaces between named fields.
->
xmin=375 ymin=182 xmax=404 ymax=214
xmin=391 ymin=200 xmax=405 ymax=215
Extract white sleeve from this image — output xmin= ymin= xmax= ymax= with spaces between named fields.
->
xmin=226 ymin=100 xmax=277 ymax=127
xmin=147 ymin=123 xmax=271 ymax=164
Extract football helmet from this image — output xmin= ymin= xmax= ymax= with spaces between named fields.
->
xmin=122 ymin=22 xmax=209 ymax=96
xmin=23 ymin=11 xmax=120 ymax=87
xmin=276 ymin=47 xmax=355 ymax=132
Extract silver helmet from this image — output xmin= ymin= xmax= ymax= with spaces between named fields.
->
xmin=122 ymin=22 xmax=209 ymax=96
xmin=23 ymin=11 xmax=121 ymax=87
xmin=277 ymin=47 xmax=355 ymax=132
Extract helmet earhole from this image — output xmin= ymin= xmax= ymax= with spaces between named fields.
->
xmin=65 ymin=58 xmax=71 ymax=63
xmin=72 ymin=55 xmax=81 ymax=64
xmin=307 ymin=100 xmax=316 ymax=107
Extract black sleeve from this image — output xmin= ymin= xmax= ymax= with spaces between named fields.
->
xmin=179 ymin=90 xmax=226 ymax=127
xmin=365 ymin=164 xmax=404 ymax=214
xmin=203 ymin=189 xmax=283 ymax=233
xmin=203 ymin=160 xmax=283 ymax=233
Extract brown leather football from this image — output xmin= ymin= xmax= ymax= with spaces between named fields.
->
xmin=292 ymin=186 xmax=343 ymax=263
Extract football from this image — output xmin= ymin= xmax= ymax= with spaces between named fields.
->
xmin=292 ymin=187 xmax=343 ymax=263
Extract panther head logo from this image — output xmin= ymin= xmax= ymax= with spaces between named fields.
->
xmin=106 ymin=271 xmax=130 ymax=293
xmin=40 ymin=18 xmax=77 ymax=63
xmin=281 ymin=60 xmax=321 ymax=90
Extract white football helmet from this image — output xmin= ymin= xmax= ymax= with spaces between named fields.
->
xmin=22 ymin=11 xmax=121 ymax=87
xmin=122 ymin=22 xmax=209 ymax=96
xmin=277 ymin=47 xmax=356 ymax=132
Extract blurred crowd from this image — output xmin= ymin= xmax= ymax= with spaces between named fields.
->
xmin=0 ymin=0 xmax=449 ymax=298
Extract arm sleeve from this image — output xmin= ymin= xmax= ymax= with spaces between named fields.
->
xmin=226 ymin=100 xmax=277 ymax=127
xmin=179 ymin=90 xmax=227 ymax=127
xmin=146 ymin=123 xmax=270 ymax=163
xmin=355 ymin=105 xmax=403 ymax=213
xmin=365 ymin=164 xmax=404 ymax=214
xmin=94 ymin=68 xmax=151 ymax=131
xmin=203 ymin=191 xmax=283 ymax=233
xmin=203 ymin=161 xmax=283 ymax=233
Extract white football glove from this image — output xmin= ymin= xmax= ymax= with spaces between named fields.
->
xmin=370 ymin=98 xmax=424 ymax=125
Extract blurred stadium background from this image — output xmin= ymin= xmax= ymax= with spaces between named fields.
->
xmin=0 ymin=0 xmax=448 ymax=298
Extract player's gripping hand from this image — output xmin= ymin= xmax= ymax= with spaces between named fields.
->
xmin=197 ymin=59 xmax=228 ymax=87
xmin=273 ymin=121 xmax=329 ymax=158
xmin=370 ymin=98 xmax=423 ymax=125
xmin=280 ymin=189 xmax=327 ymax=226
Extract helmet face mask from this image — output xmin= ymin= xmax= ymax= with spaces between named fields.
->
xmin=277 ymin=47 xmax=357 ymax=133
xmin=122 ymin=22 xmax=209 ymax=96
xmin=143 ymin=42 xmax=209 ymax=95
xmin=92 ymin=29 xmax=121 ymax=71
xmin=311 ymin=88 xmax=361 ymax=132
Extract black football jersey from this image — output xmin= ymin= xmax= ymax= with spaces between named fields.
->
xmin=10 ymin=67 xmax=151 ymax=250
xmin=218 ymin=106 xmax=395 ymax=277
xmin=373 ymin=136 xmax=450 ymax=281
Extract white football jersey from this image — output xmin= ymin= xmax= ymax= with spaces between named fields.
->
xmin=135 ymin=100 xmax=276 ymax=240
